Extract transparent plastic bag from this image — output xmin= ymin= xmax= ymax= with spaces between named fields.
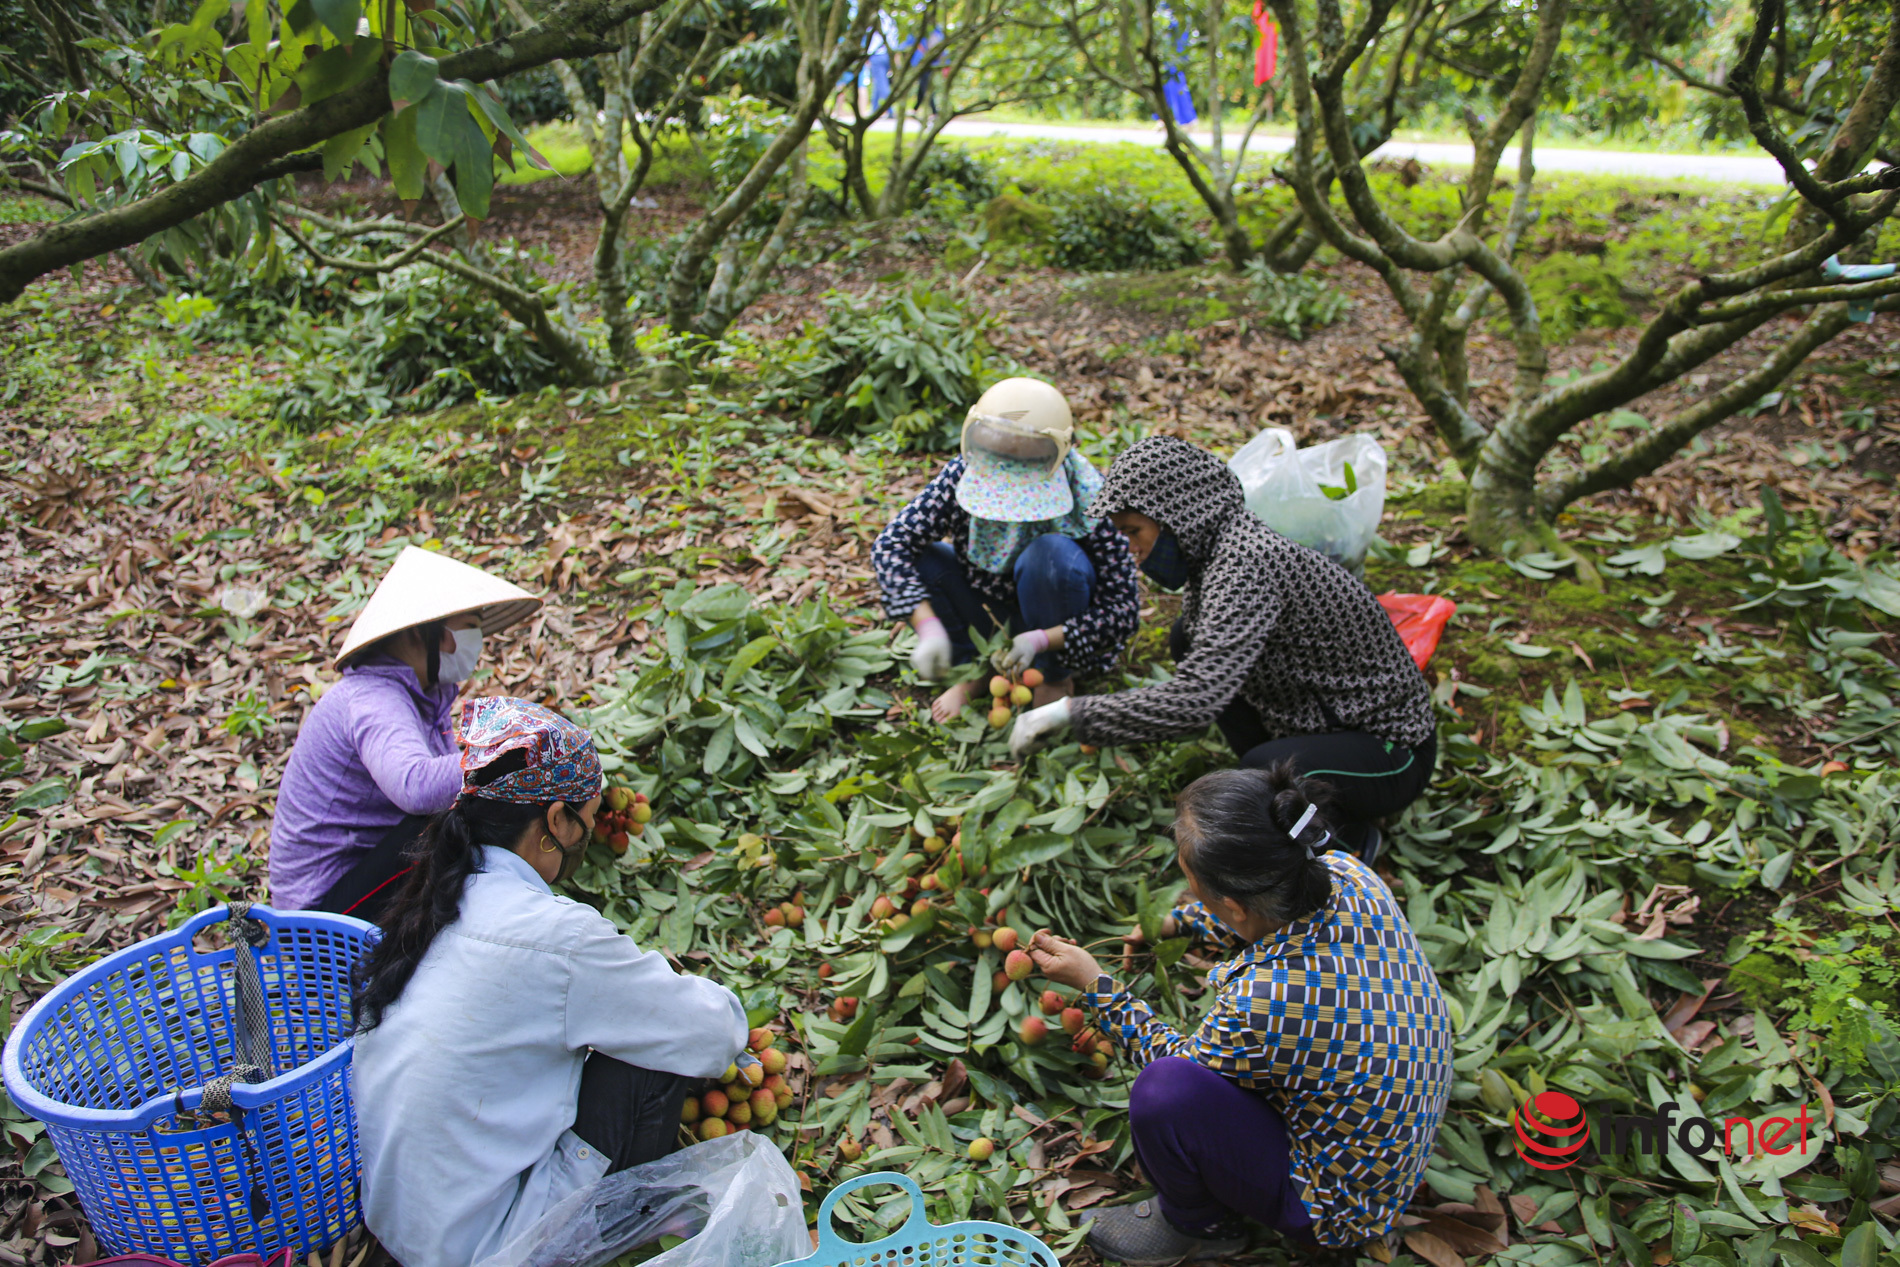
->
xmin=1228 ymin=427 xmax=1387 ymax=576
xmin=474 ymin=1132 xmax=809 ymax=1267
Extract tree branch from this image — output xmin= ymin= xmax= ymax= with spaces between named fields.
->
xmin=1540 ymin=304 xmax=1857 ymax=514
xmin=0 ymin=0 xmax=667 ymax=303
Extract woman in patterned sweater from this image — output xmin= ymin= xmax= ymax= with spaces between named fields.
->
xmin=1010 ymin=435 xmax=1435 ymax=858
xmin=872 ymin=378 xmax=1140 ymax=722
xmin=1029 ymin=765 xmax=1453 ymax=1264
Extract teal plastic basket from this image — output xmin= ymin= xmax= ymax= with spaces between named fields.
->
xmin=775 ymin=1173 xmax=1059 ymax=1267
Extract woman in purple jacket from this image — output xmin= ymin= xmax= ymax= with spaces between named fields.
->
xmin=269 ymin=547 xmax=540 ymax=923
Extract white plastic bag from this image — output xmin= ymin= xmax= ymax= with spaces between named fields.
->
xmin=1228 ymin=427 xmax=1387 ymax=576
xmin=474 ymin=1131 xmax=809 ymax=1267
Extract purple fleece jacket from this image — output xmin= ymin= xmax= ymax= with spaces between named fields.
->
xmin=269 ymin=656 xmax=462 ymax=910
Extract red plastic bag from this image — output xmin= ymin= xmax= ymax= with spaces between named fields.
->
xmin=1378 ymin=593 xmax=1455 ymax=670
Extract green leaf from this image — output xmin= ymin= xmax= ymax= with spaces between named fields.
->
xmin=990 ymin=832 xmax=1072 ymax=872
xmin=320 ymin=121 xmax=374 ymax=181
xmin=1607 ymin=543 xmax=1669 ymax=575
xmin=703 ymin=715 xmax=735 ymax=775
xmin=469 ymin=83 xmax=551 ymax=170
xmin=1624 ymin=937 xmax=1701 ymax=960
xmin=152 ymin=820 xmax=194 ymax=849
xmin=294 ymin=39 xmax=381 ymax=105
xmin=1668 ymin=532 xmax=1742 ymax=561
xmin=1671 ymin=1202 xmax=1702 ymax=1261
xmin=388 ymin=50 xmax=440 ymax=109
xmin=1760 ymin=851 xmax=1795 ymax=891
xmin=837 ymin=1000 xmax=880 ymax=1059
xmin=13 ymin=779 xmax=68 ymax=811
xmin=310 ymin=0 xmax=360 ymax=42
xmin=415 ymin=79 xmax=473 ymax=165
xmin=1771 ymin=1239 xmax=1831 ymax=1267
xmin=384 ymin=106 xmax=426 ymax=201
xmin=15 ymin=719 xmax=67 ymax=742
xmin=185 ymin=0 xmax=222 ymax=33
xmin=1838 ymin=1222 xmax=1879 ymax=1267
xmin=1505 ymin=642 xmax=1554 ymax=659
xmin=723 ymin=635 xmax=780 ymax=693
xmin=452 ymin=108 xmax=496 ymax=220
xmin=1760 ymin=485 xmax=1788 ymax=545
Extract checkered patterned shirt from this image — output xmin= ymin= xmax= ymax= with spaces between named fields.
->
xmin=1081 ymin=853 xmax=1453 ymax=1247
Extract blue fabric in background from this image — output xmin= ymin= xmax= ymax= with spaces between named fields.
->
xmin=1157 ymin=19 xmax=1197 ymax=125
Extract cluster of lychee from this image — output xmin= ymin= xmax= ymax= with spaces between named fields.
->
xmin=1024 ymin=988 xmax=1114 ymax=1073
xmin=859 ymin=822 xmax=968 ymax=934
xmin=592 ymin=787 xmax=651 ymax=855
xmin=762 ymin=892 xmax=807 ymax=928
xmin=977 ymin=925 xmax=1116 ymax=1075
xmin=682 ymin=1028 xmax=793 ymax=1140
xmin=983 ymin=668 xmax=1044 ymax=728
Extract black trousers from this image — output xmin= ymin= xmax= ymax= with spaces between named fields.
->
xmin=573 ymin=1054 xmax=697 ymax=1174
xmin=312 ymin=814 xmax=430 ymax=925
xmin=1168 ymin=620 xmax=1435 ymax=837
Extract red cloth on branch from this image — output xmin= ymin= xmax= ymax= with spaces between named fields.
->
xmin=1377 ymin=593 xmax=1455 ymax=670
xmin=1252 ymin=3 xmax=1279 ymax=85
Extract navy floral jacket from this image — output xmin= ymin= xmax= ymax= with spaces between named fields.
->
xmin=871 ymin=457 xmax=1141 ymax=677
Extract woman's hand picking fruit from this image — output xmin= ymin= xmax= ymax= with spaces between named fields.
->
xmin=994 ymin=627 xmax=1062 ymax=674
xmin=1029 ymin=929 xmax=1101 ymax=991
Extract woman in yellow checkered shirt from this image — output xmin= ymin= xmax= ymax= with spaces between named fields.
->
xmin=1030 ymin=763 xmax=1454 ymax=1264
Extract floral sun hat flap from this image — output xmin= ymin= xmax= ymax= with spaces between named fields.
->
xmin=956 ymin=412 xmax=1075 ymax=523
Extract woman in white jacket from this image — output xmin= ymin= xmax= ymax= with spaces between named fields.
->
xmin=351 ymin=698 xmax=747 ymax=1267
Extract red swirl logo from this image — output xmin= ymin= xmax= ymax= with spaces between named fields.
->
xmin=1514 ymin=1092 xmax=1589 ymax=1170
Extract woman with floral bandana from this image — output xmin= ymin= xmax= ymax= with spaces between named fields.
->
xmin=351 ymin=698 xmax=748 ymax=1267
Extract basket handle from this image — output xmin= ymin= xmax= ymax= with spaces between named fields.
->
xmin=813 ymin=1171 xmax=933 ymax=1251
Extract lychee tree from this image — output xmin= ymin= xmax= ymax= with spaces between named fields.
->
xmin=1264 ymin=0 xmax=1900 ymax=563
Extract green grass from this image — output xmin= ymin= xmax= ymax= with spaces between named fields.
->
xmin=508 ymin=124 xmax=708 ymax=188
xmin=0 ymin=195 xmax=62 ymax=225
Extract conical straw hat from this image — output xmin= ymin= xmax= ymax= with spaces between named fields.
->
xmin=332 ymin=546 xmax=542 ymax=670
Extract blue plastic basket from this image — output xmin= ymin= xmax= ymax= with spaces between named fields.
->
xmin=1 ymin=903 xmax=375 ymax=1265
xmin=775 ymin=1172 xmax=1060 ymax=1267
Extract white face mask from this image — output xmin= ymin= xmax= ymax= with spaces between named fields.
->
xmin=438 ymin=626 xmax=483 ymax=684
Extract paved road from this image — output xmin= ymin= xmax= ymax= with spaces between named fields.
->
xmin=888 ymin=117 xmax=1789 ymax=186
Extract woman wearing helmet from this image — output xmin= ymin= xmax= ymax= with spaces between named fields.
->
xmin=872 ymin=378 xmax=1141 ymax=721
xmin=270 ymin=546 xmax=541 ymax=922
xmin=1008 ymin=437 xmax=1435 ymax=862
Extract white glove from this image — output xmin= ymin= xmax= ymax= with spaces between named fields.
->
xmin=994 ymin=628 xmax=1051 ymax=675
xmin=1010 ymin=698 xmax=1072 ymax=760
xmin=910 ymin=616 xmax=952 ymax=681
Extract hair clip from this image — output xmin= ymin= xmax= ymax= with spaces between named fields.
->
xmin=1304 ymin=829 xmax=1331 ymax=861
xmin=1290 ymin=803 xmax=1319 ymax=838
xmin=1289 ymin=803 xmax=1321 ymax=861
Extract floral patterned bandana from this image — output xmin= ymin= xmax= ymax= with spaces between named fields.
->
xmin=965 ymin=451 xmax=1105 ymax=575
xmin=456 ymin=697 xmax=602 ymax=806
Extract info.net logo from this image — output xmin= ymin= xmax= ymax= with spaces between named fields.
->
xmin=1513 ymin=1092 xmax=1815 ymax=1170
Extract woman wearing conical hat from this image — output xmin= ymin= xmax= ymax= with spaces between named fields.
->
xmin=270 ymin=547 xmax=540 ymax=922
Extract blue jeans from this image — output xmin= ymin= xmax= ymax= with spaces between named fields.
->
xmin=916 ymin=534 xmax=1095 ymax=680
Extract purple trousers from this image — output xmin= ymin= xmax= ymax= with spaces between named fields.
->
xmin=1129 ymin=1057 xmax=1316 ymax=1240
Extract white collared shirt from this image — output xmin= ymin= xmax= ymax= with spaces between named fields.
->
xmin=353 ymin=847 xmax=747 ymax=1267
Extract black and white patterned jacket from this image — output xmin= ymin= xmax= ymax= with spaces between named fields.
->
xmin=871 ymin=458 xmax=1141 ymax=678
xmin=1070 ymin=437 xmax=1435 ymax=750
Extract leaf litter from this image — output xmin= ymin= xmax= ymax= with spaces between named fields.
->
xmin=1 ymin=184 xmax=1899 ymax=1264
